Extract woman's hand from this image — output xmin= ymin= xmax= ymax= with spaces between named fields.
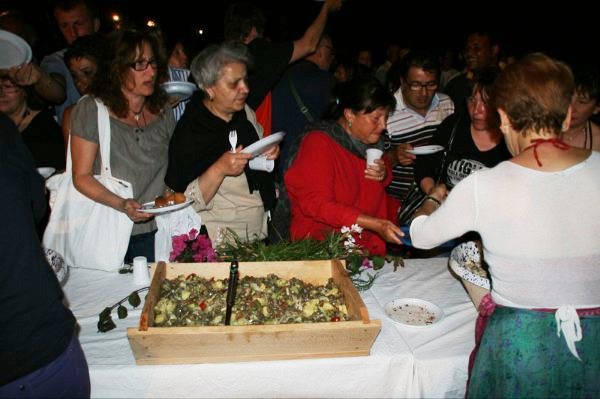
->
xmin=261 ymin=144 xmax=280 ymax=160
xmin=216 ymin=145 xmax=252 ymax=177
xmin=122 ymin=198 xmax=153 ymax=222
xmin=356 ymin=214 xmax=402 ymax=244
xmin=364 ymin=158 xmax=386 ymax=182
xmin=395 ymin=143 xmax=416 ymax=166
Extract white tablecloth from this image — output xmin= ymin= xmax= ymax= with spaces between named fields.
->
xmin=64 ymin=258 xmax=477 ymax=398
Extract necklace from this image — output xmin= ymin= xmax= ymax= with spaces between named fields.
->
xmin=129 ymin=103 xmax=146 ymax=130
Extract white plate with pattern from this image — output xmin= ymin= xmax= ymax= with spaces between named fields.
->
xmin=448 ymin=241 xmax=490 ymax=290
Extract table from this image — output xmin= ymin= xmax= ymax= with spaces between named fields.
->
xmin=64 ymin=258 xmax=477 ymax=398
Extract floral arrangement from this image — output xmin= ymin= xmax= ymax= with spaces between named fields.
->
xmin=169 ymin=228 xmax=217 ymax=263
xmin=216 ymin=225 xmax=403 ymax=291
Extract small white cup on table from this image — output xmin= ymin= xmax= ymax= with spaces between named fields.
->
xmin=132 ymin=256 xmax=150 ymax=285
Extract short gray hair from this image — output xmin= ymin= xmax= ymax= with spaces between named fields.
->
xmin=190 ymin=42 xmax=251 ymax=90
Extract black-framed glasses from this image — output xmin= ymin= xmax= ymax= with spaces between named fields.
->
xmin=130 ymin=58 xmax=158 ymax=71
xmin=405 ymin=81 xmax=438 ymax=91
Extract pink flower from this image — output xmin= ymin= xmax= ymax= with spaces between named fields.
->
xmin=170 ymin=229 xmax=217 ymax=263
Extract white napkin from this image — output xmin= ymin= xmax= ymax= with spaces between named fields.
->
xmin=249 ymin=156 xmax=274 ymax=172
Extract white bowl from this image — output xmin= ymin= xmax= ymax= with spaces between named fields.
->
xmin=43 ymin=247 xmax=69 ymax=286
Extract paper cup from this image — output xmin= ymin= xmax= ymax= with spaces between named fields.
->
xmin=366 ymin=148 xmax=383 ymax=166
xmin=249 ymin=156 xmax=274 ymax=172
xmin=132 ymin=256 xmax=150 ymax=285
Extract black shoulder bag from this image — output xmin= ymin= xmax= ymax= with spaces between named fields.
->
xmin=396 ymin=116 xmax=461 ymax=226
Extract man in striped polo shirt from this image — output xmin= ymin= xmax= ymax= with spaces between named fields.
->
xmin=384 ymin=50 xmax=454 ymax=203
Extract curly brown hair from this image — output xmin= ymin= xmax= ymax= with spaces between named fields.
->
xmin=90 ymin=28 xmax=168 ymax=118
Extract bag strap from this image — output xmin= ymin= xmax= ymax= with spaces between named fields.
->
xmin=62 ymin=97 xmax=112 ymax=177
xmin=435 ymin=115 xmax=461 ymax=184
xmin=287 ymin=76 xmax=314 ymax=123
xmin=94 ymin=98 xmax=114 ymax=178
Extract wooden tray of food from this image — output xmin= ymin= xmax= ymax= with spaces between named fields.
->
xmin=127 ymin=259 xmax=381 ymax=365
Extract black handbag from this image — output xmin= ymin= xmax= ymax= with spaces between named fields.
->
xmin=396 ymin=116 xmax=461 ymax=226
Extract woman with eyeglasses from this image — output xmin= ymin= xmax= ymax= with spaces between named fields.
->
xmin=70 ymin=29 xmax=175 ymax=263
xmin=0 ymin=75 xmax=65 ymax=170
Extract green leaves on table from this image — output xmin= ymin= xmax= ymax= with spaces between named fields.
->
xmin=97 ymin=287 xmax=149 ymax=333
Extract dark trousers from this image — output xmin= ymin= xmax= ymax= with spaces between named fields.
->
xmin=124 ymin=230 xmax=156 ymax=264
xmin=0 ymin=336 xmax=90 ymax=398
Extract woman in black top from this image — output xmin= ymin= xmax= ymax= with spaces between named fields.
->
xmin=415 ymin=67 xmax=510 ymax=196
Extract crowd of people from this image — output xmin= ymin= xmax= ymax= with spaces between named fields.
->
xmin=1 ymin=0 xmax=599 ymax=397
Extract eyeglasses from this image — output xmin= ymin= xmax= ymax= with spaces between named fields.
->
xmin=130 ymin=58 xmax=158 ymax=71
xmin=0 ymin=83 xmax=20 ymax=95
xmin=405 ymin=81 xmax=438 ymax=91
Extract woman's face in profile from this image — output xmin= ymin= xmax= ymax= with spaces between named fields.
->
xmin=206 ymin=61 xmax=249 ymax=116
xmin=348 ymin=107 xmax=389 ymax=144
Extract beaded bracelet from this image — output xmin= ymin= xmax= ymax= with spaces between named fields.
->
xmin=424 ymin=196 xmax=441 ymax=207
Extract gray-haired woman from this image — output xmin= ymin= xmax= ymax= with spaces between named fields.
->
xmin=165 ymin=42 xmax=279 ymax=242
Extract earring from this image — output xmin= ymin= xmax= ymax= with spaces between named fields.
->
xmin=348 ymin=121 xmax=352 ymax=128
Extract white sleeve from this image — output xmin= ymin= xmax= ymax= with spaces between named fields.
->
xmin=410 ymin=172 xmax=479 ymax=249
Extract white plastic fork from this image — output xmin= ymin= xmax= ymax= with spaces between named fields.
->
xmin=229 ymin=130 xmax=237 ymax=153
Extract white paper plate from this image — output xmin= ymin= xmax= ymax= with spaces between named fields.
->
xmin=37 ymin=167 xmax=56 ymax=179
xmin=448 ymin=241 xmax=490 ymax=290
xmin=161 ymin=81 xmax=197 ymax=102
xmin=138 ymin=199 xmax=193 ymax=214
xmin=406 ymin=145 xmax=444 ymax=155
xmin=384 ymin=298 xmax=444 ymax=327
xmin=241 ymin=131 xmax=286 ymax=157
xmin=0 ymin=29 xmax=32 ymax=69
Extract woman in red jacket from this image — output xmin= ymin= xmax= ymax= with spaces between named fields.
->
xmin=283 ymin=76 xmax=402 ymax=255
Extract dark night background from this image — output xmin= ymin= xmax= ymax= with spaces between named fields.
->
xmin=2 ymin=0 xmax=598 ymax=67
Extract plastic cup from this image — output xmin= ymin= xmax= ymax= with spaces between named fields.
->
xmin=132 ymin=256 xmax=150 ymax=285
xmin=366 ymin=148 xmax=383 ymax=166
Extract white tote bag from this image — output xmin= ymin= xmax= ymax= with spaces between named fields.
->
xmin=43 ymin=99 xmax=134 ymax=272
